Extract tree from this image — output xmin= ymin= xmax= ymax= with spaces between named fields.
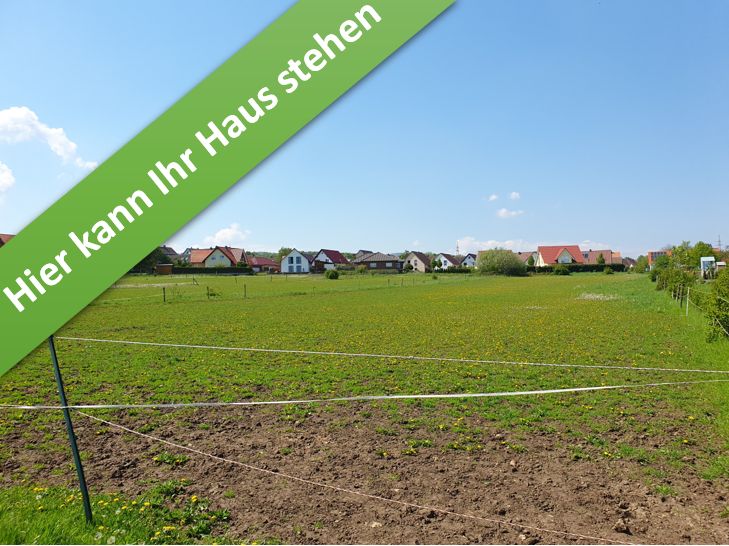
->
xmin=476 ymin=249 xmax=527 ymax=276
xmin=276 ymin=247 xmax=293 ymax=263
xmin=634 ymin=255 xmax=649 ymax=273
xmin=690 ymin=241 xmax=717 ymax=268
xmin=597 ymin=253 xmax=606 ymax=265
xmin=431 ymin=258 xmax=442 ymax=271
xmin=131 ymin=248 xmax=167 ymax=273
xmin=527 ymin=255 xmax=535 ymax=267
xmin=708 ymin=269 xmax=729 ymax=340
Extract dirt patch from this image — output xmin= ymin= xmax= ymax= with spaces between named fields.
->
xmin=3 ymin=404 xmax=729 ymax=544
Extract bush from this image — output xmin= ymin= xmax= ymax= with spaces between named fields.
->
xmin=324 ymin=269 xmax=339 ymax=280
xmin=477 ymin=249 xmax=527 ymax=277
xmin=604 ymin=266 xmax=614 ymax=275
xmin=527 ymin=263 xmax=626 ymax=274
xmin=708 ymin=269 xmax=729 ymax=340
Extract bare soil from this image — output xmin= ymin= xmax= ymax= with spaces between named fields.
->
xmin=3 ymin=404 xmax=729 ymax=544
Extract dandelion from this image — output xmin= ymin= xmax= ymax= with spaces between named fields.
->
xmin=191 ymin=495 xmax=198 ymax=503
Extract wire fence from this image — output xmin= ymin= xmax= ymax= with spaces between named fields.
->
xmin=79 ymin=411 xmax=633 ymax=545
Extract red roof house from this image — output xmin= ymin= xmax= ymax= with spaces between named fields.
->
xmin=536 ymin=245 xmax=584 ymax=267
xmin=248 ymin=256 xmax=280 ymax=273
xmin=0 ymin=234 xmax=15 ymax=248
xmin=312 ymin=248 xmax=351 ymax=271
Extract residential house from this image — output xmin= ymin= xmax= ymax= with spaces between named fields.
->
xmin=352 ymin=252 xmax=403 ymax=271
xmin=282 ymin=249 xmax=313 ymax=273
xmin=461 ymin=253 xmax=477 ymax=268
xmin=536 ymin=245 xmax=584 ymax=267
xmin=583 ymin=249 xmax=618 ymax=265
xmin=403 ymin=251 xmax=431 ymax=272
xmin=312 ymin=249 xmax=350 ymax=272
xmin=354 ymin=249 xmax=373 ymax=261
xmin=0 ymin=234 xmax=15 ymax=249
xmin=189 ymin=246 xmax=246 ymax=268
xmin=514 ymin=251 xmax=538 ymax=265
xmin=247 ymin=256 xmax=280 ymax=273
xmin=159 ymin=245 xmax=180 ymax=263
xmin=435 ymin=253 xmax=462 ymax=270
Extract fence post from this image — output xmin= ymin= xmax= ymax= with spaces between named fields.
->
xmin=686 ymin=287 xmax=690 ymax=317
xmin=162 ymin=287 xmax=166 ymax=303
xmin=207 ymin=286 xmax=210 ymax=300
xmin=244 ymin=283 xmax=247 ymax=299
xmin=49 ymin=336 xmax=93 ymax=524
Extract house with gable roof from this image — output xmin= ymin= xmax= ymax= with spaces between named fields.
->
xmin=312 ymin=249 xmax=350 ymax=272
xmin=403 ymin=251 xmax=431 ymax=272
xmin=281 ymin=249 xmax=313 ymax=273
xmin=536 ymin=245 xmax=584 ymax=267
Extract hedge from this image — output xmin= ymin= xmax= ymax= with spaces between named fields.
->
xmin=527 ymin=263 xmax=626 ymax=274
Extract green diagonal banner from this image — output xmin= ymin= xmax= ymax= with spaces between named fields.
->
xmin=0 ymin=0 xmax=453 ymax=375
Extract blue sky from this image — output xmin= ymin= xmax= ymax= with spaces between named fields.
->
xmin=1 ymin=0 xmax=727 ymax=258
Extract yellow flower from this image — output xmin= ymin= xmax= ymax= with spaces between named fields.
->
xmin=191 ymin=495 xmax=198 ymax=503
xmin=143 ymin=502 xmax=151 ymax=507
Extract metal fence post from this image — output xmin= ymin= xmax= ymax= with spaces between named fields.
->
xmin=49 ymin=336 xmax=93 ymax=524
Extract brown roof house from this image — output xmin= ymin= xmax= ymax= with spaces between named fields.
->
xmin=312 ymin=249 xmax=350 ymax=272
xmin=247 ymin=256 xmax=280 ymax=273
xmin=582 ymin=249 xmax=619 ymax=265
xmin=352 ymin=252 xmax=403 ymax=271
xmin=403 ymin=251 xmax=431 ymax=272
xmin=435 ymin=253 xmax=462 ymax=270
xmin=188 ymin=246 xmax=247 ymax=268
xmin=0 ymin=234 xmax=15 ymax=249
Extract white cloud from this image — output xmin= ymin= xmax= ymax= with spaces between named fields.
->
xmin=0 ymin=106 xmax=97 ymax=170
xmin=0 ymin=161 xmax=15 ymax=192
xmin=411 ymin=240 xmax=421 ymax=248
xmin=199 ymin=223 xmax=251 ymax=247
xmin=487 ymin=194 xmax=499 ymax=202
xmin=457 ymin=236 xmax=536 ymax=254
xmin=509 ymin=191 xmax=521 ymax=200
xmin=496 ymin=208 xmax=524 ymax=219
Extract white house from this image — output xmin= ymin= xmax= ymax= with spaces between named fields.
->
xmin=461 ymin=253 xmax=477 ymax=268
xmin=436 ymin=253 xmax=462 ymax=270
xmin=312 ymin=249 xmax=350 ymax=271
xmin=282 ymin=249 xmax=312 ymax=274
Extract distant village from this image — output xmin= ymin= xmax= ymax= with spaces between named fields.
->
xmin=1 ymin=232 xmax=724 ymax=275
xmin=152 ymin=243 xmax=635 ymax=274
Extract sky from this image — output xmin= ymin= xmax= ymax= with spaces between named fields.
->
xmin=0 ymin=0 xmax=727 ymax=258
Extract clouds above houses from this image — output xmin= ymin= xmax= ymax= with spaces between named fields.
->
xmin=487 ymin=193 xmax=499 ymax=202
xmin=456 ymin=236 xmax=536 ymax=254
xmin=199 ymin=223 xmax=251 ymax=248
xmin=0 ymin=106 xmax=97 ymax=170
xmin=509 ymin=191 xmax=520 ymax=200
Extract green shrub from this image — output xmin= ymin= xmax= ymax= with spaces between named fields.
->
xmin=553 ymin=264 xmax=571 ymax=276
xmin=324 ymin=269 xmax=339 ymax=280
xmin=477 ymin=249 xmax=527 ymax=277
xmin=708 ymin=269 xmax=729 ymax=341
xmin=604 ymin=266 xmax=614 ymax=275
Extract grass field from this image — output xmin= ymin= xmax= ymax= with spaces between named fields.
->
xmin=1 ymin=272 xmax=728 ymax=544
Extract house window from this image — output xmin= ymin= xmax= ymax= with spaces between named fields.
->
xmin=369 ymin=262 xmax=376 ymax=268
xmin=386 ymin=262 xmax=392 ymax=268
xmin=288 ymin=257 xmax=293 ymax=264
xmin=296 ymin=256 xmax=301 ymax=264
